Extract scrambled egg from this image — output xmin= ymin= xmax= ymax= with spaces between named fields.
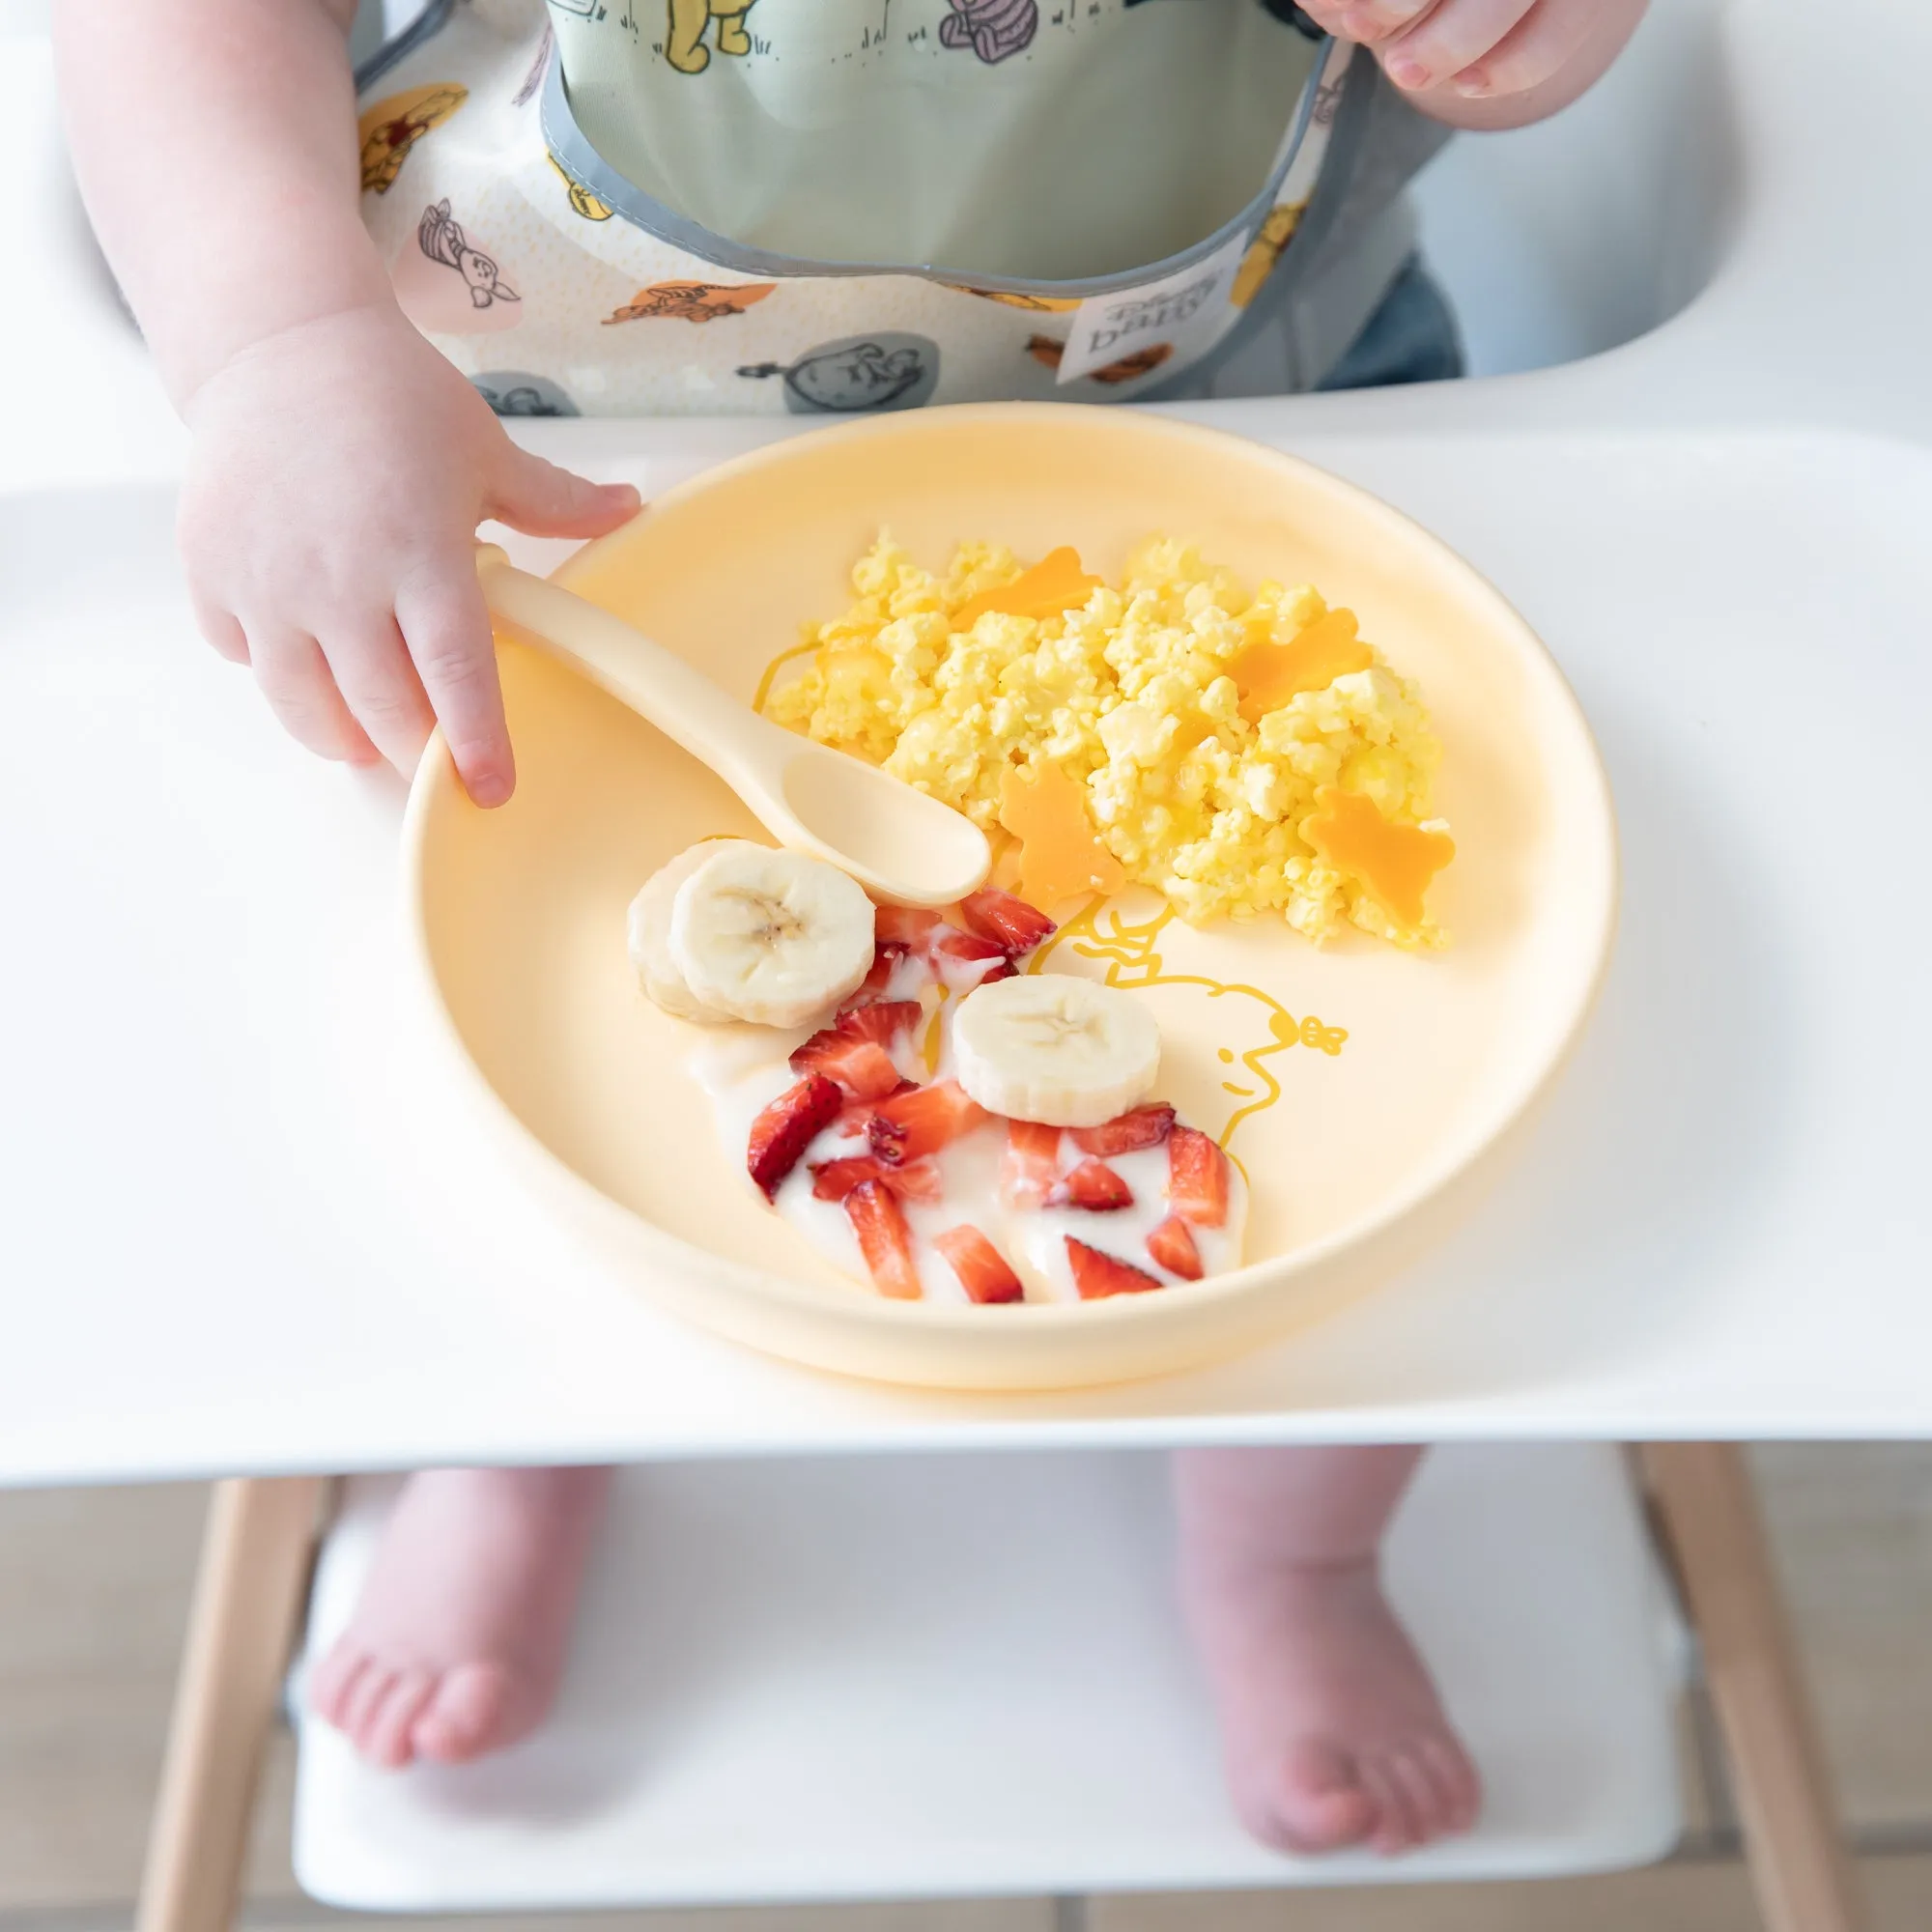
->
xmin=768 ymin=536 xmax=1450 ymax=948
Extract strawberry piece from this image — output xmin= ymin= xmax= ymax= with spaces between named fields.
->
xmin=875 ymin=905 xmax=942 ymax=951
xmin=1168 ymin=1125 xmax=1230 ymax=1228
xmin=844 ymin=1179 xmax=923 ymax=1300
xmin=1070 ymin=1102 xmax=1176 ymax=1157
xmin=842 ymin=941 xmax=910 ymax=1009
xmin=959 ymin=889 xmax=1058 ymax=957
xmin=1002 ymin=1119 xmax=1063 ymax=1208
xmin=837 ymin=999 xmax=923 ymax=1046
xmin=975 ymin=958 xmax=1018 ymax=986
xmin=1056 ymin=1157 xmax=1134 ymax=1212
xmin=867 ymin=1080 xmax=990 ymax=1165
xmin=788 ymin=1031 xmax=901 ymax=1100
xmin=1065 ymin=1236 xmax=1164 ymax=1300
xmin=933 ymin=928 xmax=1009 ymax=965
xmin=934 ymin=1225 xmax=1024 ymax=1305
xmin=746 ymin=1074 xmax=841 ymax=1200
xmin=810 ymin=1153 xmax=943 ymax=1205
xmin=1146 ymin=1215 xmax=1204 ymax=1281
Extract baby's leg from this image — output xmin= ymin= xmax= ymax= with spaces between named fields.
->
xmin=1175 ymin=1446 xmax=1479 ymax=1856
xmin=308 ymin=1466 xmax=611 ymax=1769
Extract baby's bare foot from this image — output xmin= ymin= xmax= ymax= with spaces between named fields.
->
xmin=1181 ymin=1548 xmax=1480 ymax=1856
xmin=308 ymin=1465 xmax=611 ymax=1770
xmin=1175 ymin=1445 xmax=1479 ymax=1856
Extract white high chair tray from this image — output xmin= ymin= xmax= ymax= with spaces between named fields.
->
xmin=292 ymin=1443 xmax=1681 ymax=1908
xmin=6 ymin=418 xmax=1932 ymax=1485
xmin=8 ymin=1 xmax=1932 ymax=1480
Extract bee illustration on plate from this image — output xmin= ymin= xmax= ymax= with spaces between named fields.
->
xmin=604 ymin=280 xmax=778 ymax=325
xmin=738 ymin=333 xmax=940 ymax=413
xmin=418 ymin=200 xmax=519 ymax=310
xmin=1026 ymin=335 xmax=1173 ymax=385
xmin=357 ymin=84 xmax=468 ymax=196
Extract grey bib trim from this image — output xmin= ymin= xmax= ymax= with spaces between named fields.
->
xmin=536 ymin=23 xmax=1335 ymax=298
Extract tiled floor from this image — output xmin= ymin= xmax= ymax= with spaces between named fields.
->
xmin=4 ymin=1447 xmax=1930 ymax=1929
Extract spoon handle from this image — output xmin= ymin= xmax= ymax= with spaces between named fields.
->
xmin=475 ymin=548 xmax=781 ymax=793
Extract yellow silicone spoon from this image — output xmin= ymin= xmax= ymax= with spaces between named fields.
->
xmin=475 ymin=546 xmax=990 ymax=908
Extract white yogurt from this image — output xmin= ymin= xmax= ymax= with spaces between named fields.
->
xmin=692 ymin=1029 xmax=1249 ymax=1307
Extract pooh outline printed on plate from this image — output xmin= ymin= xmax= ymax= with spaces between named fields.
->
xmin=753 ymin=646 xmax=1350 ymax=1162
xmin=1031 ymin=893 xmax=1348 ymax=1154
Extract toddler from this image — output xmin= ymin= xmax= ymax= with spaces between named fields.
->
xmin=56 ymin=0 xmax=1643 ymax=1857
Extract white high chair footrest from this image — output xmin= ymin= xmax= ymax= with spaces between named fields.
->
xmin=292 ymin=1443 xmax=1681 ymax=1909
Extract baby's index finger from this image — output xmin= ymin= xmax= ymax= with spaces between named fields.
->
xmin=394 ymin=564 xmax=516 ymax=808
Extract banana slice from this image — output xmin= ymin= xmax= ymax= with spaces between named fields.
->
xmin=952 ymin=974 xmax=1160 ymax=1127
xmin=627 ymin=841 xmax=763 ymax=1023
xmin=671 ymin=845 xmax=876 ymax=1029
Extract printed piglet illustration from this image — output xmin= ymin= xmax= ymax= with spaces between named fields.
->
xmin=418 ymin=199 xmax=519 ymax=309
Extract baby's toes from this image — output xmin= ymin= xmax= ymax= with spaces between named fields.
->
xmin=362 ymin=1666 xmax=438 ymax=1770
xmin=411 ymin=1659 xmax=519 ymax=1765
xmin=306 ymin=1640 xmax=370 ymax=1728
xmin=1361 ymin=1755 xmax=1423 ymax=1854
xmin=1263 ymin=1737 xmax=1378 ymax=1853
xmin=1421 ymin=1732 xmax=1483 ymax=1833
xmin=1386 ymin=1745 xmax=1455 ymax=1844
xmin=340 ymin=1661 xmax=403 ymax=1747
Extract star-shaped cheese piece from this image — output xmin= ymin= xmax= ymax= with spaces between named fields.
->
xmin=1231 ymin=608 xmax=1374 ymax=722
xmin=997 ymin=762 xmax=1125 ymax=911
xmin=1302 ymin=786 xmax=1454 ymax=928
xmin=952 ymin=547 xmax=1104 ymax=630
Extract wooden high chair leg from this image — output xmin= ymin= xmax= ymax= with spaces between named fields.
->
xmin=1639 ymin=1443 xmax=1868 ymax=1932
xmin=137 ymin=1476 xmax=327 ymax=1932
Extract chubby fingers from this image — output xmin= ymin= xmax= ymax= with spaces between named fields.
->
xmin=1375 ymin=0 xmax=1536 ymax=91
xmin=1432 ymin=0 xmax=1609 ymax=99
xmin=490 ymin=444 xmax=641 ymax=542
xmin=248 ymin=625 xmax=381 ymax=767
xmin=321 ymin=611 xmax=440 ymax=777
xmin=394 ymin=560 xmax=516 ymax=809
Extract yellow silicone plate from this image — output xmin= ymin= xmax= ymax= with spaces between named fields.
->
xmin=405 ymin=406 xmax=1616 ymax=1390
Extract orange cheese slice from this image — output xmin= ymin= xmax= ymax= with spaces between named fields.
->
xmin=952 ymin=548 xmax=1104 ymax=630
xmin=1302 ymin=786 xmax=1454 ymax=928
xmin=997 ymin=763 xmax=1125 ymax=910
xmin=1231 ymin=608 xmax=1374 ymax=722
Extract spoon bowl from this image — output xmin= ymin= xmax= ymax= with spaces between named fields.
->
xmin=475 ymin=546 xmax=990 ymax=907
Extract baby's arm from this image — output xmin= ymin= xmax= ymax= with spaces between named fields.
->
xmin=1300 ymin=0 xmax=1649 ymax=130
xmin=53 ymin=0 xmax=638 ymax=803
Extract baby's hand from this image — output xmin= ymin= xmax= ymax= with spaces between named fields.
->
xmin=178 ymin=303 xmax=639 ymax=806
xmin=1301 ymin=0 xmax=1628 ymax=107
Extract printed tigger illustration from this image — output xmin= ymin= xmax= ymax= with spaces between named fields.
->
xmin=603 ymin=281 xmax=778 ymax=325
xmin=357 ymin=84 xmax=467 ymax=196
xmin=418 ymin=200 xmax=519 ymax=309
xmin=666 ymin=0 xmax=759 ymax=73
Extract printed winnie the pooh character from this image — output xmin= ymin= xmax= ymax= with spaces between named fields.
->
xmin=666 ymin=0 xmax=759 ymax=73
